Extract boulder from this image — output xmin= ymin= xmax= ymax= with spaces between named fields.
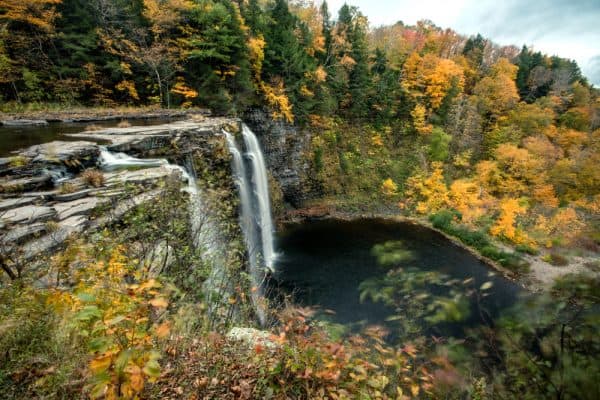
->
xmin=54 ymin=197 xmax=107 ymax=221
xmin=0 ymin=174 xmax=53 ymax=193
xmin=18 ymin=141 xmax=99 ymax=167
xmin=104 ymin=166 xmax=183 ymax=187
xmin=0 ymin=223 xmax=47 ymax=245
xmin=1 ymin=205 xmax=56 ymax=225
xmin=226 ymin=327 xmax=278 ymax=350
xmin=0 ymin=197 xmax=36 ymax=212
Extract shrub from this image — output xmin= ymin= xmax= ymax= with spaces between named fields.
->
xmin=58 ymin=182 xmax=77 ymax=194
xmin=117 ymin=120 xmax=132 ymax=128
xmin=81 ymin=169 xmax=105 ymax=188
xmin=430 ymin=210 xmax=458 ymax=230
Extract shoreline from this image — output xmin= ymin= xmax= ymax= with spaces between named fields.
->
xmin=0 ymin=107 xmax=211 ymax=125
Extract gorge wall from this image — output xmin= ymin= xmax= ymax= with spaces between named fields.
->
xmin=244 ymin=109 xmax=318 ymax=209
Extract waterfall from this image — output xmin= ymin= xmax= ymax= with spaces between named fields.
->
xmin=224 ymin=125 xmax=276 ymax=325
xmin=241 ymin=125 xmax=276 ymax=272
xmin=224 ymin=131 xmax=255 ymax=256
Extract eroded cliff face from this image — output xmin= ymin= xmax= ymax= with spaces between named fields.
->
xmin=244 ymin=109 xmax=318 ymax=208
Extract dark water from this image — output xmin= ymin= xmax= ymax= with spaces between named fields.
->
xmin=0 ymin=118 xmax=182 ymax=157
xmin=272 ymin=218 xmax=522 ymax=338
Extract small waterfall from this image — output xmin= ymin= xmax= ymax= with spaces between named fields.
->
xmin=241 ymin=125 xmax=276 ymax=272
xmin=99 ymin=147 xmax=168 ymax=171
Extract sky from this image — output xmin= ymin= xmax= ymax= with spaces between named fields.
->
xmin=324 ymin=0 xmax=600 ymax=86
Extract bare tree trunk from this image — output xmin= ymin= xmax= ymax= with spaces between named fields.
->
xmin=1 ymin=256 xmax=16 ymax=280
xmin=154 ymin=68 xmax=163 ymax=107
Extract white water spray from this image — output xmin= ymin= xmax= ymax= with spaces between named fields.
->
xmin=99 ymin=147 xmax=168 ymax=171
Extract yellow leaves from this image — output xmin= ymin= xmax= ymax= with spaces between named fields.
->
xmin=1 ymin=0 xmax=62 ymax=32
xmin=381 ymin=178 xmax=398 ymax=196
xmin=371 ymin=134 xmax=384 ymax=147
xmin=406 ymin=162 xmax=450 ymax=214
xmin=536 ymin=207 xmax=584 ymax=246
xmin=490 ymin=198 xmax=527 ymax=242
xmin=171 ymin=79 xmax=198 ymax=100
xmin=90 ymin=354 xmax=113 ymax=374
xmin=411 ymin=104 xmax=432 ymax=135
xmin=247 ymin=35 xmax=266 ymax=79
xmin=143 ymin=0 xmax=192 ymax=37
xmin=115 ymin=80 xmax=139 ymax=101
xmin=314 ymin=66 xmax=328 ymax=83
xmin=154 ymin=322 xmax=171 ymax=339
xmin=340 ymin=55 xmax=357 ymax=68
xmin=124 ymin=364 xmax=144 ymax=393
xmin=473 ymin=59 xmax=519 ymax=118
xmin=260 ymin=81 xmax=294 ymax=123
xmin=403 ymin=53 xmax=464 ymax=111
xmin=533 ymin=184 xmax=559 ymax=208
xmin=490 ymin=58 xmax=518 ymax=80
xmin=299 ymin=85 xmax=314 ymax=98
xmin=448 ymin=179 xmax=486 ymax=225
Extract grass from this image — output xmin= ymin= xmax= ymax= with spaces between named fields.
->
xmin=0 ymin=286 xmax=85 ymax=399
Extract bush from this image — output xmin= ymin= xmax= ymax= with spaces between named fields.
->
xmin=430 ymin=210 xmax=458 ymax=230
xmin=58 ymin=182 xmax=78 ymax=194
xmin=81 ymin=169 xmax=104 ymax=187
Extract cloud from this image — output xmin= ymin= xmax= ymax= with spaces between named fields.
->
xmin=320 ymin=0 xmax=600 ymax=85
xmin=584 ymin=55 xmax=600 ymax=86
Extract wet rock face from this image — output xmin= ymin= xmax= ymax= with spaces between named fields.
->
xmin=243 ymin=109 xmax=315 ymax=207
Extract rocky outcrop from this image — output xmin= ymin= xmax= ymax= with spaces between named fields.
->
xmin=244 ymin=109 xmax=315 ymax=207
xmin=18 ymin=141 xmax=99 ymax=166
xmin=1 ymin=117 xmax=239 ymax=270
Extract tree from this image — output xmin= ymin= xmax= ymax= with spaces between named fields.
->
xmin=184 ymin=0 xmax=253 ymax=113
xmin=473 ymin=58 xmax=519 ymax=122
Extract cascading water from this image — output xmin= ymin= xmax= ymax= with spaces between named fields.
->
xmin=241 ymin=125 xmax=276 ymax=272
xmin=99 ymin=146 xmax=169 ymax=171
xmin=224 ymin=125 xmax=276 ymax=325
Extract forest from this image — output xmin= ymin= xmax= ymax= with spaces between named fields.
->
xmin=1 ymin=0 xmax=599 ymax=399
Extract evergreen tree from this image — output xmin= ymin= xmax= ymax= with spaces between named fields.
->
xmin=185 ymin=0 xmax=253 ymax=114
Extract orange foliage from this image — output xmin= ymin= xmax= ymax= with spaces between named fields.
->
xmin=448 ymin=179 xmax=487 ymax=225
xmin=490 ymin=198 xmax=527 ymax=243
xmin=406 ymin=162 xmax=450 ymax=214
xmin=403 ymin=53 xmax=464 ymax=110
xmin=0 ymin=0 xmax=62 ymax=32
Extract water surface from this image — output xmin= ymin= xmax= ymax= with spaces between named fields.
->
xmin=273 ymin=218 xmax=522 ymax=338
xmin=0 ymin=118 xmax=183 ymax=157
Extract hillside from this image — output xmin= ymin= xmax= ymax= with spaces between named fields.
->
xmin=1 ymin=1 xmax=599 ymax=399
